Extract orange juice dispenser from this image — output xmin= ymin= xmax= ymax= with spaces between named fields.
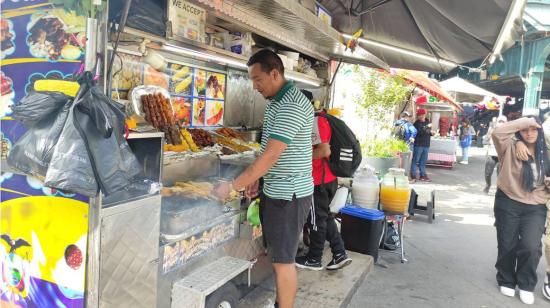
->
xmin=380 ymin=168 xmax=411 ymax=213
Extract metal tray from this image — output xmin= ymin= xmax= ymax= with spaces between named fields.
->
xmin=160 ymin=195 xmax=241 ymax=236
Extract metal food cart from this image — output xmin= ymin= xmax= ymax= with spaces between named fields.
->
xmin=420 ymin=103 xmax=459 ymax=169
xmin=0 ymin=1 xmax=388 ymax=308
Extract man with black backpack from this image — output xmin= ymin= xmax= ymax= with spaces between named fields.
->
xmin=393 ymin=111 xmax=417 ymax=150
xmin=295 ymin=107 xmax=360 ymax=271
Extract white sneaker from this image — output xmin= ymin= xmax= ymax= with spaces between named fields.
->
xmin=500 ymin=286 xmax=515 ymax=297
xmin=519 ymin=290 xmax=535 ymax=305
xmin=543 ymin=273 xmax=550 ymax=301
xmin=459 ymin=161 xmax=468 ymax=165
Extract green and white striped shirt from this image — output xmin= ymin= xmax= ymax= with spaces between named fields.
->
xmin=260 ymin=81 xmax=314 ymax=200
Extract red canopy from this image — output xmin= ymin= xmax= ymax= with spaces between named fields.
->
xmin=390 ymin=69 xmax=462 ymax=111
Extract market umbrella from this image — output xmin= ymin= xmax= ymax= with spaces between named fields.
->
xmin=390 ymin=69 xmax=462 ymax=111
xmin=440 ymin=77 xmax=500 ymax=97
xmin=318 ymin=0 xmax=524 ymax=73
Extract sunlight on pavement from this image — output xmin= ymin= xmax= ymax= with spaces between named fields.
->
xmin=444 ymin=213 xmax=495 ymax=226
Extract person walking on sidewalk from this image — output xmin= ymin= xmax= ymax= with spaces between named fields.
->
xmin=483 ymin=116 xmax=507 ymax=194
xmin=517 ymin=112 xmax=550 ymax=302
xmin=411 ymin=108 xmax=433 ymax=182
xmin=213 ymin=50 xmax=314 ymax=308
xmin=295 ymin=110 xmax=352 ymax=271
xmin=458 ymin=119 xmax=476 ymax=165
xmin=491 ymin=116 xmax=550 ymax=305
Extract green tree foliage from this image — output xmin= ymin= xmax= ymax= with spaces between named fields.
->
xmin=354 ymin=66 xmax=413 ymax=130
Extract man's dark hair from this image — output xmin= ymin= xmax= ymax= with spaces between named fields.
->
xmin=247 ymin=49 xmax=284 ymax=75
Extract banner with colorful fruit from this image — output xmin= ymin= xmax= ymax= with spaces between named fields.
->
xmin=1 ymin=1 xmax=89 ymax=307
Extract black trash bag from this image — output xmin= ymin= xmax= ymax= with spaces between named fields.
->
xmin=10 ymin=91 xmax=70 ymax=127
xmin=7 ymin=100 xmax=71 ymax=177
xmin=72 ymin=72 xmax=142 ymax=196
xmin=44 ymin=102 xmax=99 ymax=197
xmin=109 ymin=0 xmax=166 ymax=37
xmin=380 ymin=221 xmax=401 ymax=251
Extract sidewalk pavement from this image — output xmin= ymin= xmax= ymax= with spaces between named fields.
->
xmin=348 ymin=146 xmax=550 ymax=307
xmin=239 ymin=249 xmax=373 ymax=308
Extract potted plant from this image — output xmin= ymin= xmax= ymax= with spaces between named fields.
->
xmin=363 ymin=138 xmax=410 ymax=177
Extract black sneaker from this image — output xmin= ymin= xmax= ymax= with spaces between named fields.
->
xmin=326 ymin=253 xmax=352 ymax=270
xmin=543 ymin=273 xmax=550 ymax=301
xmin=295 ymin=256 xmax=323 ymax=271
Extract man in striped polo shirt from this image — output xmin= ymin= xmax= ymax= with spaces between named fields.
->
xmin=214 ymin=49 xmax=313 ymax=308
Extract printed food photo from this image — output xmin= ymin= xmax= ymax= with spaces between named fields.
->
xmin=206 ymin=72 xmax=225 ymax=99
xmin=192 ymin=98 xmax=206 ymax=126
xmin=144 ymin=65 xmax=169 ymax=90
xmin=111 ymin=53 xmax=142 ymax=100
xmin=172 ymin=96 xmax=191 ymax=126
xmin=205 ymin=100 xmax=224 ymax=126
xmin=193 ymin=69 xmax=206 ymax=96
xmin=169 ymin=64 xmax=192 ymax=96
xmin=1 ymin=18 xmax=15 ymax=59
xmin=26 ymin=11 xmax=85 ymax=61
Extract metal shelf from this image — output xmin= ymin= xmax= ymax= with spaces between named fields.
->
xmin=127 ymin=131 xmax=165 ymax=140
xmin=122 ymin=27 xmax=325 ymax=87
xmin=190 ymin=0 xmax=388 ymax=69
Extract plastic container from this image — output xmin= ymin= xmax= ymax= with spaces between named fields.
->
xmin=339 ymin=206 xmax=384 ymax=261
xmin=329 ymin=186 xmax=349 ymax=214
xmin=380 ymin=168 xmax=411 ymax=213
xmin=351 ymin=168 xmax=380 ymax=209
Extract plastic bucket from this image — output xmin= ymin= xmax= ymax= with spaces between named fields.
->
xmin=339 ymin=206 xmax=384 ymax=261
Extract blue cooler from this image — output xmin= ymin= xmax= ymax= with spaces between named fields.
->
xmin=339 ymin=206 xmax=385 ymax=261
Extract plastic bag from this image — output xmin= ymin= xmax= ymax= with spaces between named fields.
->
xmin=73 ymin=73 xmax=142 ymax=196
xmin=380 ymin=221 xmax=400 ymax=251
xmin=10 ymin=91 xmax=70 ymax=127
xmin=45 ymin=102 xmax=99 ymax=197
xmin=109 ymin=0 xmax=166 ymax=37
xmin=7 ymin=100 xmax=71 ymax=177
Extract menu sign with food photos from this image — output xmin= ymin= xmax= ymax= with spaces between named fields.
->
xmin=114 ymin=51 xmax=227 ymax=127
xmin=168 ymin=0 xmax=206 ymax=43
xmin=1 ymin=1 xmax=89 ymax=308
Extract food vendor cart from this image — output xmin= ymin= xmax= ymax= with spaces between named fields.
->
xmin=417 ymin=99 xmax=460 ymax=169
xmin=1 ymin=1 xmax=388 ymax=308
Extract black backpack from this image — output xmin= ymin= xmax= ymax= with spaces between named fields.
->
xmin=315 ymin=113 xmax=362 ymax=177
xmin=392 ymin=122 xmax=407 ymax=141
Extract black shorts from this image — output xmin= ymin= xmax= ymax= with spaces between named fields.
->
xmin=259 ymin=194 xmax=312 ymax=264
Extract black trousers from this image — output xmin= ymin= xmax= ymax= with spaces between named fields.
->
xmin=484 ymin=156 xmax=499 ymax=188
xmin=306 ymin=180 xmax=346 ymax=261
xmin=494 ymin=189 xmax=546 ymax=291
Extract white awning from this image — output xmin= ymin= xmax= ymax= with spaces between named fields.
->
xmin=440 ymin=77 xmax=500 ymax=97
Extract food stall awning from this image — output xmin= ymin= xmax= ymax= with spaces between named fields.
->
xmin=190 ymin=0 xmax=389 ymax=69
xmin=391 ymin=69 xmax=462 ymax=111
xmin=317 ymin=0 xmax=525 ymax=73
xmin=440 ymin=76 xmax=501 ymax=97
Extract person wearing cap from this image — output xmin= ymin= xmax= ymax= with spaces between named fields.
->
xmin=483 ymin=115 xmax=507 ymax=194
xmin=411 ymin=108 xmax=433 ymax=182
xmin=393 ymin=111 xmax=417 ymax=150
